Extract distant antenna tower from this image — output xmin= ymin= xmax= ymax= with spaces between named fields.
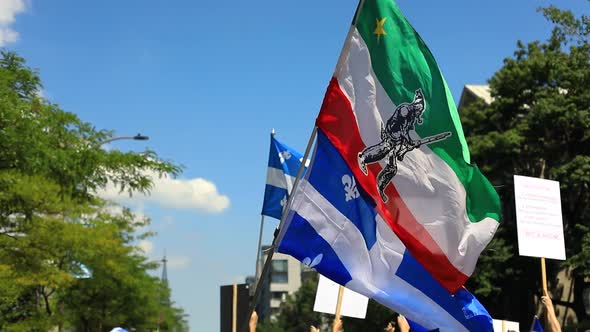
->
xmin=157 ymin=251 xmax=170 ymax=332
xmin=161 ymin=250 xmax=168 ymax=287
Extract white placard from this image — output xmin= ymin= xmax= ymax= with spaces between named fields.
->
xmin=493 ymin=319 xmax=520 ymax=332
xmin=514 ymin=175 xmax=566 ymax=260
xmin=313 ymin=274 xmax=369 ymax=319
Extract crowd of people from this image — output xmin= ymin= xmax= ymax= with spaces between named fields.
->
xmin=246 ymin=293 xmax=563 ymax=332
xmin=248 ymin=313 xmax=411 ymax=332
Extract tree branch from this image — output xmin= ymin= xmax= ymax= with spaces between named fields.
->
xmin=41 ymin=287 xmax=53 ymax=316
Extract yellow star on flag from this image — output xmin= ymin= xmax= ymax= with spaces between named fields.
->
xmin=374 ymin=17 xmax=387 ymax=43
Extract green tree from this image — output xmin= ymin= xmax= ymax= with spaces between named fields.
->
xmin=59 ymin=208 xmax=187 ymax=331
xmin=461 ymin=5 xmax=589 ymax=326
xmin=0 ymin=51 xmax=187 ymax=331
xmin=258 ymin=275 xmax=323 ymax=332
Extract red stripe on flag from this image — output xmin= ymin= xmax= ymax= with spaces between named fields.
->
xmin=316 ymin=77 xmax=467 ymax=292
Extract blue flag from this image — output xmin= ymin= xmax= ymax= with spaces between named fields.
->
xmin=261 ymin=134 xmax=306 ymax=219
xmin=531 ymin=316 xmax=544 ymax=332
xmin=406 ymin=287 xmax=492 ymax=331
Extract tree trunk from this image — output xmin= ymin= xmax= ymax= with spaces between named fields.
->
xmin=42 ymin=289 xmax=52 ymax=316
xmin=572 ymin=274 xmax=588 ymax=325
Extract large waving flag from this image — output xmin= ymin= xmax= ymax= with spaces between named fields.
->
xmin=277 ymin=131 xmax=493 ymax=331
xmin=261 ymin=134 xmax=306 ymax=219
xmin=312 ymin=0 xmax=501 ymax=291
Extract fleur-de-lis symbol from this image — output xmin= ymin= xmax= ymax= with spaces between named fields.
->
xmin=280 ymin=195 xmax=287 ymax=207
xmin=302 ymin=254 xmax=323 ymax=268
xmin=342 ymin=174 xmax=360 ymax=202
xmin=299 ymin=157 xmax=310 ymax=167
xmin=279 ymin=151 xmax=292 ymax=164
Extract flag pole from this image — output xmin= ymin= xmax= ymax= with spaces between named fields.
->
xmin=255 ymin=129 xmax=275 ymax=284
xmin=242 ymin=1 xmax=366 ymax=330
xmin=254 ymin=215 xmax=265 ymax=283
xmin=539 ymin=170 xmax=548 ymax=296
xmin=541 ymin=257 xmax=548 ymax=295
xmin=242 ymin=126 xmax=318 ymax=332
xmin=232 ymin=283 xmax=238 ymax=332
xmin=335 ymin=285 xmax=345 ymax=321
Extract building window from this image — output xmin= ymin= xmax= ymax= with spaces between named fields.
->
xmin=271 ymin=260 xmax=288 ymax=283
xmin=271 ymin=291 xmax=287 ymax=301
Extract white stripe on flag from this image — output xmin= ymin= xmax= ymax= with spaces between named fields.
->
xmin=266 ymin=167 xmax=296 ymax=192
xmin=291 ymin=179 xmax=373 ymax=281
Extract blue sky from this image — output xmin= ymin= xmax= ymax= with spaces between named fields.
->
xmin=3 ymin=0 xmax=589 ymax=330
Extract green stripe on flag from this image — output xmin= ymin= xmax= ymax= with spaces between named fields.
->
xmin=355 ymin=0 xmax=501 ymax=223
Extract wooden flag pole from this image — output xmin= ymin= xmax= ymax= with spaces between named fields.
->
xmin=501 ymin=320 xmax=506 ymax=332
xmin=241 ymin=127 xmax=318 ymax=332
xmin=539 ymin=166 xmax=549 ymax=296
xmin=541 ymin=257 xmax=548 ymax=294
xmin=232 ymin=283 xmax=238 ymax=332
xmin=535 ymin=258 xmax=549 ymax=332
xmin=335 ymin=285 xmax=345 ymax=321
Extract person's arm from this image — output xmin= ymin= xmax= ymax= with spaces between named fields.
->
xmin=541 ymin=294 xmax=562 ymax=332
xmin=397 ymin=315 xmax=410 ymax=332
xmin=249 ymin=311 xmax=258 ymax=332
xmin=310 ymin=326 xmax=320 ymax=332
xmin=332 ymin=318 xmax=343 ymax=332
xmin=384 ymin=322 xmax=395 ymax=332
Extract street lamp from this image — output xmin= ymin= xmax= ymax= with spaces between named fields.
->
xmin=98 ymin=133 xmax=149 ymax=146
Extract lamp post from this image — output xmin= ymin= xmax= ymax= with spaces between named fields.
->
xmin=98 ymin=133 xmax=149 ymax=146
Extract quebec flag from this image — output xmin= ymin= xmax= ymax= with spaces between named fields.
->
xmin=261 ymin=134 xmax=306 ymax=220
xmin=277 ymin=130 xmax=493 ymax=332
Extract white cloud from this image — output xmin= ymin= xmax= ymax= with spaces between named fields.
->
xmin=101 ymin=203 xmax=148 ymax=226
xmin=35 ymin=88 xmax=47 ymax=99
xmin=0 ymin=0 xmax=25 ymax=25
xmin=138 ymin=239 xmax=154 ymax=254
xmin=167 ymin=255 xmax=191 ymax=269
xmin=100 ymin=170 xmax=230 ymax=214
xmin=0 ymin=0 xmax=26 ymax=46
xmin=0 ymin=27 xmax=18 ymax=46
